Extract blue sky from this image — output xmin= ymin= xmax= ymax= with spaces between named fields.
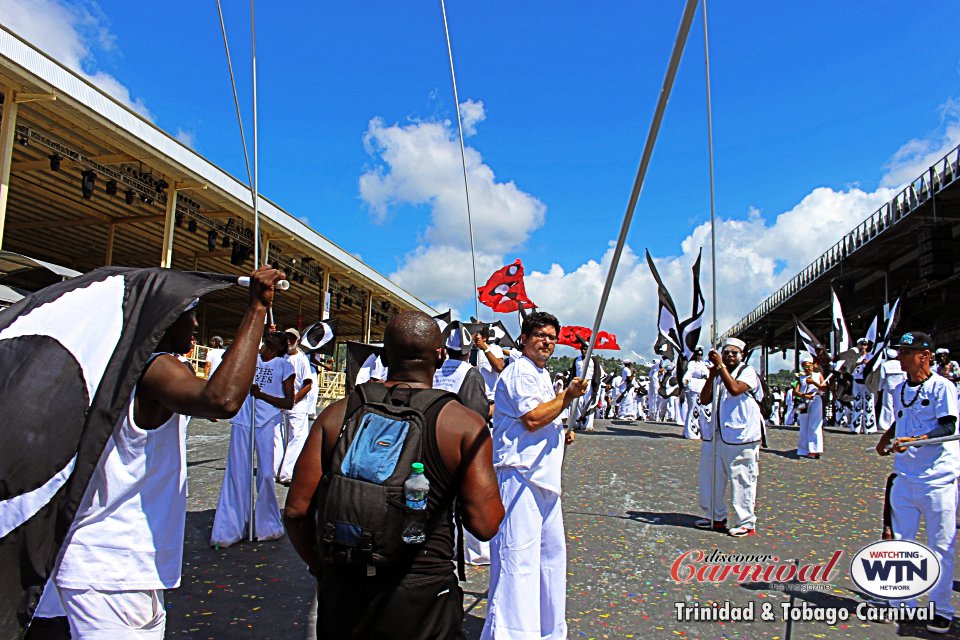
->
xmin=4 ymin=0 xmax=960 ymax=356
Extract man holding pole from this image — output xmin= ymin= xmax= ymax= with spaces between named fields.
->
xmin=698 ymin=338 xmax=763 ymax=537
xmin=876 ymin=331 xmax=958 ymax=634
xmin=481 ymin=311 xmax=585 ymax=640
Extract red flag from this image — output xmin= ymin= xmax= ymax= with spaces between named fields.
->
xmin=595 ymin=330 xmax=620 ymax=350
xmin=557 ymin=326 xmax=620 ymax=350
xmin=558 ymin=325 xmax=592 ymax=347
xmin=477 ymin=259 xmax=536 ymax=313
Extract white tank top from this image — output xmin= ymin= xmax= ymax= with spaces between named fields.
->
xmin=56 ymin=354 xmax=188 ymax=590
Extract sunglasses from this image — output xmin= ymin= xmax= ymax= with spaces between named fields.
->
xmin=720 ymin=349 xmax=740 ymax=356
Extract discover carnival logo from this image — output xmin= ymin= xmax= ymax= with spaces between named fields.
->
xmin=850 ymin=540 xmax=940 ymax=600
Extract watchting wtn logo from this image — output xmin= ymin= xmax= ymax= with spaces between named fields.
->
xmin=850 ymin=540 xmax=940 ymax=600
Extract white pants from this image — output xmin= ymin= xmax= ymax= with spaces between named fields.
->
xmin=277 ymin=411 xmax=311 ymax=482
xmin=797 ymin=397 xmax=823 ymax=456
xmin=618 ymin=391 xmax=638 ymax=420
xmin=701 ymin=440 xmax=759 ymax=528
xmin=481 ymin=469 xmax=566 ymax=640
xmin=211 ymin=422 xmax=285 ymax=547
xmin=890 ymin=477 xmax=958 ymax=617
xmin=572 ymin=391 xmax=596 ymax=430
xmin=647 ymin=392 xmax=661 ymax=422
xmin=850 ymin=383 xmax=877 ymax=433
xmin=698 ymin=438 xmax=727 ymax=522
xmin=665 ymin=396 xmax=681 ymax=423
xmin=55 ymin=587 xmax=165 ymax=639
xmin=682 ymin=392 xmax=702 ymax=439
xmin=879 ymin=390 xmax=896 ymax=431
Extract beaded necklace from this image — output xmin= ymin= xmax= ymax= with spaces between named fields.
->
xmin=900 ymin=373 xmax=931 ymax=409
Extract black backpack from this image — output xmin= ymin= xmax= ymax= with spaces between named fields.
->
xmin=314 ymin=382 xmax=457 ymax=573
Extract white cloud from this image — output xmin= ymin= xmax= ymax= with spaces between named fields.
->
xmin=364 ymin=97 xmax=959 ymax=357
xmin=459 ymin=99 xmax=485 ymax=137
xmin=174 ymin=128 xmax=196 ymax=148
xmin=0 ymin=0 xmax=152 ymax=118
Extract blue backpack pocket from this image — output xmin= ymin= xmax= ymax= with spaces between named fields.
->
xmin=340 ymin=413 xmax=410 ymax=484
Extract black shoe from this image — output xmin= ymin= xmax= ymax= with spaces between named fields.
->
xmin=927 ymin=614 xmax=952 ymax=634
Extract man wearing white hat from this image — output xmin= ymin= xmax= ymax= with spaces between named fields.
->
xmin=276 ymin=328 xmax=314 ymax=484
xmin=878 ymin=348 xmax=907 ymax=431
xmin=850 ymin=337 xmax=877 ymax=434
xmin=698 ymin=337 xmax=764 ymax=537
xmin=647 ymin=352 xmax=663 ymax=421
xmin=433 ymin=322 xmax=490 ymax=421
xmin=617 ymin=359 xmax=639 ymax=420
xmin=681 ymin=347 xmax=709 ymax=439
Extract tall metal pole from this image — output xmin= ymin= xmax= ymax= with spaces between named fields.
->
xmin=440 ymin=0 xmax=481 ymax=320
xmin=566 ymin=0 xmax=700 ymax=430
xmin=248 ymin=0 xmax=260 ymax=544
xmin=703 ymin=0 xmax=718 ymax=347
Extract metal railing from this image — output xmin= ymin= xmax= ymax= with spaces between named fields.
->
xmin=720 ymin=143 xmax=960 ymax=340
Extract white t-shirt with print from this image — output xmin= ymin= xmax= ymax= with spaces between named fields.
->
xmin=713 ymin=364 xmax=763 ymax=444
xmin=234 ymin=354 xmax=294 ymax=428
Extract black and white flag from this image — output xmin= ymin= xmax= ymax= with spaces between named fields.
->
xmin=831 ymin=287 xmax=851 ymax=352
xmin=678 ymin=248 xmax=706 ymax=360
xmin=300 ymin=317 xmax=339 ymax=355
xmin=0 ymin=267 xmax=234 ymax=635
xmin=645 ymin=250 xmax=682 ymax=355
xmin=794 ymin=315 xmax=825 ymax=359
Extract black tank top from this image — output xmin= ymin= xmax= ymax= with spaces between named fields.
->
xmin=323 ymin=388 xmax=458 ymax=580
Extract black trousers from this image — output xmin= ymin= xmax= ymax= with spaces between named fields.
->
xmin=318 ymin=570 xmax=465 ymax=640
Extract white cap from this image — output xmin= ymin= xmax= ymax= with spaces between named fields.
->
xmin=722 ymin=337 xmax=746 ymax=351
xmin=445 ymin=323 xmax=473 ymax=354
xmin=800 ymin=353 xmax=814 ymax=363
xmin=936 ymin=348 xmax=950 ymax=355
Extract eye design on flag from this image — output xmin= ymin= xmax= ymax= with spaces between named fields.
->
xmin=477 ymin=259 xmax=536 ymax=313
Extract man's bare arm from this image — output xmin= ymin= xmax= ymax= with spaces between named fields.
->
xmin=285 ymin=399 xmax=347 ymax=573
xmin=293 ymin=378 xmax=313 ymax=404
xmin=137 ymin=267 xmax=284 ymax=425
xmin=520 ymin=377 xmax=586 ymax=431
xmin=253 ymin=375 xmax=296 ymax=411
xmin=436 ymin=403 xmax=504 ymax=540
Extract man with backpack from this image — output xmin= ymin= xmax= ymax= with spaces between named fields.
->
xmin=284 ymin=311 xmax=504 ymax=639
xmin=698 ymin=337 xmax=764 ymax=537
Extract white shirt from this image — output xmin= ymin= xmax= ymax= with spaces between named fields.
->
xmin=235 ymin=354 xmax=295 ymax=428
xmin=57 ymin=354 xmax=187 ymax=590
xmin=880 ymin=358 xmax=907 ymax=393
xmin=477 ymin=343 xmax=505 ymax=400
xmin=683 ymin=360 xmax=710 ymax=394
xmin=285 ymin=349 xmax=313 ymax=415
xmin=433 ymin=359 xmax=472 ymax=393
xmin=893 ymin=372 xmax=960 ymax=485
xmin=710 ymin=364 xmax=763 ymax=444
xmin=356 ymin=354 xmax=387 ymax=385
xmin=492 ymin=355 xmax=565 ymax=495
xmin=205 ymin=347 xmax=225 ymax=377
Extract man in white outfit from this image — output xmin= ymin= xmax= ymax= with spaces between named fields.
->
xmin=850 ymin=338 xmax=878 ymax=434
xmin=36 ymin=268 xmax=285 ymax=638
xmin=876 ymin=331 xmax=958 ymax=634
xmin=276 ymin=328 xmax=314 ymax=484
xmin=878 ymin=350 xmax=906 ymax=431
xmin=211 ymin=332 xmax=295 ymax=547
xmin=572 ymin=340 xmax=603 ymax=430
xmin=481 ymin=312 xmax=585 ymax=640
xmin=647 ymin=355 xmax=663 ymax=422
xmin=617 ymin=360 xmax=639 ymax=420
xmin=698 ymin=337 xmax=764 ymax=537
xmin=682 ymin=347 xmax=709 ymax=439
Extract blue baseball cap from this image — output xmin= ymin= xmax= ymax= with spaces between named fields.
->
xmin=893 ymin=331 xmax=934 ymax=350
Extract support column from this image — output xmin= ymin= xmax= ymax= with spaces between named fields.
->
xmin=104 ymin=222 xmax=116 ymax=265
xmin=160 ymin=189 xmax=179 ymax=268
xmin=363 ymin=291 xmax=373 ymax=343
xmin=261 ymin=237 xmax=271 ymax=267
xmin=0 ymin=87 xmax=19 ymax=249
xmin=321 ymin=269 xmax=331 ymax=320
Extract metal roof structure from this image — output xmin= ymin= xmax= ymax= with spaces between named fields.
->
xmin=0 ymin=25 xmax=436 ymax=344
xmin=720 ymin=142 xmax=960 ymax=356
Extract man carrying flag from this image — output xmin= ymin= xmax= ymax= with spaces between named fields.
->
xmin=28 ymin=266 xmax=285 ymax=637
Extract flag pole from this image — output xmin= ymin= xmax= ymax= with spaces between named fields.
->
xmin=440 ymin=0 xmax=481 ymax=320
xmin=703 ymin=0 xmax=718 ymax=348
xmin=248 ymin=0 xmax=260 ymax=544
xmin=567 ymin=0 xmax=700 ymax=430
xmin=701 ymin=0 xmax=721 ymax=539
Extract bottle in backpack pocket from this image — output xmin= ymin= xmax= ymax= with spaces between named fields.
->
xmin=401 ymin=462 xmax=430 ymax=544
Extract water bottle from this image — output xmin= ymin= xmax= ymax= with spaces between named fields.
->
xmin=401 ymin=462 xmax=430 ymax=544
